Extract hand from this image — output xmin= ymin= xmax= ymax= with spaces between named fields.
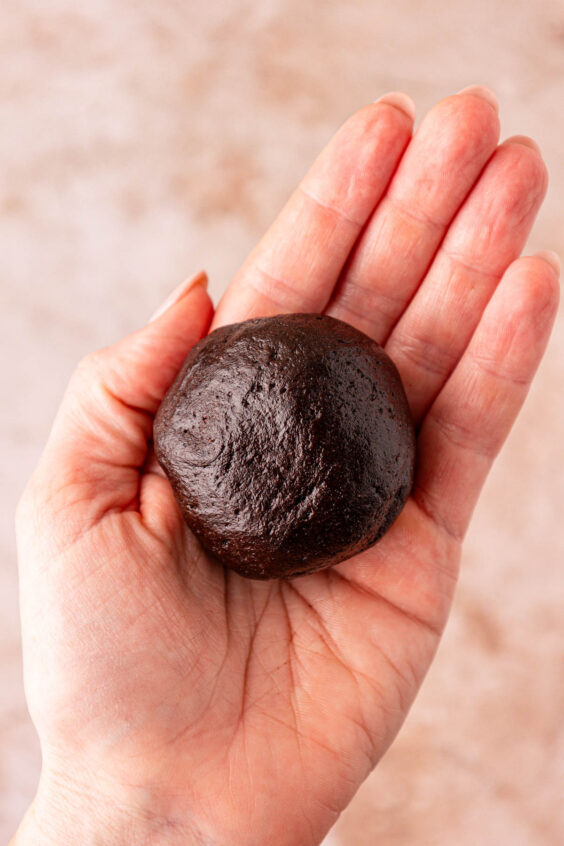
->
xmin=14 ymin=87 xmax=559 ymax=846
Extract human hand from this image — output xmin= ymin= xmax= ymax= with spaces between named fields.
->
xmin=13 ymin=87 xmax=559 ymax=846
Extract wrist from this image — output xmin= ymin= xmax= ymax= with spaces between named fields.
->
xmin=12 ymin=767 xmax=205 ymax=846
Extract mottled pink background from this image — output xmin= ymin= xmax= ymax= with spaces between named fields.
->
xmin=2 ymin=1 xmax=563 ymax=843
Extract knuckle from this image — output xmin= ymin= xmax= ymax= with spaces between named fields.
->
xmin=77 ymin=348 xmax=105 ymax=375
xmin=71 ymin=348 xmax=107 ymax=390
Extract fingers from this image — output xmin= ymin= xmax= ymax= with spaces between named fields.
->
xmin=327 ymin=87 xmax=501 ymax=340
xmin=28 ymin=276 xmax=213 ymax=521
xmin=412 ymin=253 xmax=560 ymax=544
xmin=212 ymin=94 xmax=415 ymax=329
xmin=385 ymin=136 xmax=548 ymax=424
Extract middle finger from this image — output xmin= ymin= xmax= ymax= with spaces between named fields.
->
xmin=327 ymin=86 xmax=501 ymax=342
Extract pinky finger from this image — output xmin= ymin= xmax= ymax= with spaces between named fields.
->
xmin=413 ymin=252 xmax=560 ymax=543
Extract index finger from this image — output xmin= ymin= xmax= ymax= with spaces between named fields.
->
xmin=211 ymin=93 xmax=415 ymax=329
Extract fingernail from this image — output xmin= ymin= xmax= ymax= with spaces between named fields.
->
xmin=457 ymin=84 xmax=499 ymax=112
xmin=149 ymin=270 xmax=208 ymax=322
xmin=501 ymin=134 xmax=542 ymax=155
xmin=374 ymin=91 xmax=416 ymax=121
xmin=534 ymin=250 xmax=561 ymax=277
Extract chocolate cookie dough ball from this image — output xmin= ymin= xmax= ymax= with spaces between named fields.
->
xmin=154 ymin=313 xmax=415 ymax=580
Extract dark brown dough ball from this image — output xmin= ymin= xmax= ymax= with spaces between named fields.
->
xmin=154 ymin=313 xmax=415 ymax=580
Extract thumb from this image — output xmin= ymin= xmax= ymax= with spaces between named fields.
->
xmin=26 ymin=271 xmax=213 ymax=525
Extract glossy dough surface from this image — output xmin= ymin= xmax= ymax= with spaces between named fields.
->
xmin=154 ymin=313 xmax=415 ymax=579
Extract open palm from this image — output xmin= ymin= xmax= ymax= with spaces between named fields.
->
xmin=16 ymin=89 xmax=558 ymax=846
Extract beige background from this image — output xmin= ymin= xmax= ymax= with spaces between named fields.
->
xmin=1 ymin=1 xmax=563 ymax=843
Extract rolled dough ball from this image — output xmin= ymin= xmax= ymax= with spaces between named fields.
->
xmin=154 ymin=313 xmax=415 ymax=579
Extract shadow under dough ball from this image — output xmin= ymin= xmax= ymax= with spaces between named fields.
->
xmin=154 ymin=313 xmax=415 ymax=580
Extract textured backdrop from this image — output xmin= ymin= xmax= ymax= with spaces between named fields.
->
xmin=1 ymin=1 xmax=563 ymax=843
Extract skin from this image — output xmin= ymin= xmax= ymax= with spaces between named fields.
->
xmin=12 ymin=87 xmax=559 ymax=846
